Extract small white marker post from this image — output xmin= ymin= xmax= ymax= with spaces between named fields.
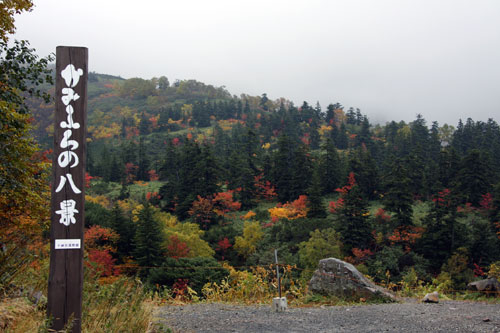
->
xmin=272 ymin=249 xmax=287 ymax=312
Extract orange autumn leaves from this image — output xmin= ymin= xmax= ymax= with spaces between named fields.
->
xmin=268 ymin=195 xmax=308 ymax=223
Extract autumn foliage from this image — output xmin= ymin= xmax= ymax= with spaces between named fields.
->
xmin=328 ymin=172 xmax=356 ymax=213
xmin=84 ymin=226 xmax=120 ymax=277
xmin=268 ymin=195 xmax=309 ymax=222
xmin=253 ymin=174 xmax=277 ymax=201
xmin=387 ymin=226 xmax=424 ymax=252
xmin=189 ymin=191 xmax=241 ymax=227
xmin=166 ymin=235 xmax=190 ymax=259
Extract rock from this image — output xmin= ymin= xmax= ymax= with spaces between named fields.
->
xmin=467 ymin=278 xmax=500 ymax=295
xmin=308 ymin=258 xmax=395 ymax=302
xmin=422 ymin=292 xmax=439 ymax=303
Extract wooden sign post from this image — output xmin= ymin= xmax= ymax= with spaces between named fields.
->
xmin=48 ymin=46 xmax=88 ymax=333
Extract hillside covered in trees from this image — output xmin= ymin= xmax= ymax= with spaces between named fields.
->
xmin=28 ymin=72 xmax=500 ymax=292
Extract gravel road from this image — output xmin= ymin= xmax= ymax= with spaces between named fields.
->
xmin=155 ymin=300 xmax=500 ymax=332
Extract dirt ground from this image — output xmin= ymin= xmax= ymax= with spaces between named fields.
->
xmin=155 ymin=300 xmax=500 ymax=332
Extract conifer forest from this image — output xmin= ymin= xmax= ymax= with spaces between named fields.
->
xmin=21 ymin=71 xmax=500 ymax=292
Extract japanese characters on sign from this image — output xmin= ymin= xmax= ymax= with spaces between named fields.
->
xmin=54 ymin=64 xmax=84 ymax=228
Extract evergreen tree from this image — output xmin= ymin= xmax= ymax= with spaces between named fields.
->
xmin=319 ymin=138 xmax=341 ymax=194
xmin=337 ymin=123 xmax=348 ymax=149
xmin=108 ymin=154 xmax=123 ymax=182
xmin=134 ymin=203 xmax=165 ymax=269
xmin=355 ymin=116 xmax=372 ymax=149
xmin=195 ymin=143 xmax=220 ymax=198
xmin=137 ymin=137 xmax=149 ymax=181
xmin=290 ymin=144 xmax=313 ymax=200
xmin=348 ymin=147 xmax=379 ymax=200
xmin=417 ymin=189 xmax=463 ymax=272
xmin=139 ymin=112 xmax=150 ymax=135
xmin=383 ymin=158 xmax=413 ymax=227
xmin=455 ymin=149 xmax=493 ymax=206
xmin=438 ymin=146 xmax=460 ymax=189
xmin=272 ymin=134 xmax=296 ymax=202
xmin=109 ymin=203 xmax=135 ymax=262
xmin=325 ymin=104 xmax=335 ymax=125
xmin=307 ymin=165 xmax=327 ymax=218
xmin=335 ymin=174 xmax=373 ymax=253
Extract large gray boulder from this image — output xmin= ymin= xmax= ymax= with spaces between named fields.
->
xmin=308 ymin=258 xmax=395 ymax=301
xmin=467 ymin=278 xmax=500 ymax=295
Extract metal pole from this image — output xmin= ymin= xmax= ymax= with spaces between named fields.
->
xmin=275 ymin=249 xmax=281 ymax=299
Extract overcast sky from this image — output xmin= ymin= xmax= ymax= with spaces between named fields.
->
xmin=13 ymin=0 xmax=500 ymax=125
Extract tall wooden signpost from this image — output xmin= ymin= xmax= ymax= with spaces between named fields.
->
xmin=48 ymin=46 xmax=88 ymax=333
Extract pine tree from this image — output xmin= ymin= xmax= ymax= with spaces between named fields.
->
xmin=455 ymin=149 xmax=493 ymax=206
xmin=195 ymin=143 xmax=220 ymax=198
xmin=418 ymin=188 xmax=462 ymax=272
xmin=108 ymin=154 xmax=122 ymax=183
xmin=348 ymin=147 xmax=379 ymax=200
xmin=383 ymin=158 xmax=413 ymax=227
xmin=337 ymin=123 xmax=348 ymax=149
xmin=325 ymin=104 xmax=335 ymax=125
xmin=290 ymin=144 xmax=313 ymax=200
xmin=139 ymin=112 xmax=150 ymax=135
xmin=335 ymin=174 xmax=373 ymax=253
xmin=134 ymin=203 xmax=165 ymax=269
xmin=320 ymin=138 xmax=341 ymax=194
xmin=272 ymin=134 xmax=296 ymax=202
xmin=307 ymin=165 xmax=327 ymax=218
xmin=137 ymin=137 xmax=149 ymax=181
xmin=109 ymin=203 xmax=135 ymax=262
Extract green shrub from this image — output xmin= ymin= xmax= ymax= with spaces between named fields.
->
xmin=147 ymin=257 xmax=229 ymax=295
xmin=440 ymin=247 xmax=474 ymax=290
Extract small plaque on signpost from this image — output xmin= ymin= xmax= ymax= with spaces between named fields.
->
xmin=55 ymin=239 xmax=81 ymax=250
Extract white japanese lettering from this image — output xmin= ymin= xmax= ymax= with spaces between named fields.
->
xmin=57 ymin=150 xmax=79 ymax=168
xmin=55 ymin=200 xmax=79 ymax=226
xmin=55 ymin=173 xmax=81 ymax=194
xmin=61 ymin=87 xmax=80 ymax=106
xmin=60 ymin=105 xmax=80 ymax=129
xmin=61 ymin=64 xmax=84 ymax=88
xmin=60 ymin=129 xmax=79 ymax=150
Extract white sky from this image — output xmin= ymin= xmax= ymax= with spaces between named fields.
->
xmin=13 ymin=0 xmax=500 ymax=125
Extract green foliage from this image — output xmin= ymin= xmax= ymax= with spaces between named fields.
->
xmin=307 ymin=165 xmax=327 ymax=218
xmin=298 ymin=228 xmax=342 ymax=278
xmin=234 ymin=221 xmax=264 ymax=258
xmin=270 ymin=218 xmax=331 ymax=255
xmin=147 ymin=257 xmax=229 ymax=295
xmin=109 ymin=203 xmax=136 ymax=262
xmin=85 ymin=201 xmax=112 ymax=228
xmin=164 ymin=222 xmax=215 ymax=258
xmin=367 ymin=246 xmax=429 ymax=284
xmin=133 ymin=203 xmax=165 ymax=269
xmin=334 ymin=175 xmax=373 ymax=253
xmin=119 ymin=77 xmax=156 ymax=100
xmin=488 ymin=261 xmax=500 ymax=279
xmin=383 ymin=158 xmax=414 ymax=227
xmin=440 ymin=247 xmax=474 ymax=290
xmin=0 ymin=1 xmax=33 ymax=42
xmin=0 ymin=40 xmax=53 ymax=198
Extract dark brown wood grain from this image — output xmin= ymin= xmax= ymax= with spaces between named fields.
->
xmin=48 ymin=46 xmax=88 ymax=333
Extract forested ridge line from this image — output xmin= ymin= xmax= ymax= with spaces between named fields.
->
xmin=26 ymin=72 xmax=500 ymax=291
